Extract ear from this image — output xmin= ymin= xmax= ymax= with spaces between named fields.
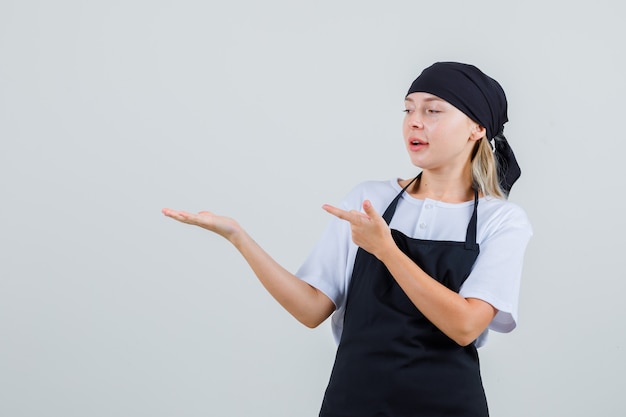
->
xmin=470 ymin=125 xmax=486 ymax=141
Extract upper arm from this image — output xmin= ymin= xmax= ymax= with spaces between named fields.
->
xmin=303 ymin=285 xmax=336 ymax=328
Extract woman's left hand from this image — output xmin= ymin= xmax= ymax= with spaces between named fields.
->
xmin=322 ymin=200 xmax=395 ymax=260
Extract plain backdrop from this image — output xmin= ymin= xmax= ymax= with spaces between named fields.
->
xmin=1 ymin=1 xmax=625 ymax=416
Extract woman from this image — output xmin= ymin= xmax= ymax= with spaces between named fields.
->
xmin=163 ymin=61 xmax=532 ymax=416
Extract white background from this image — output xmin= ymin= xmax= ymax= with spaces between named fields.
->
xmin=1 ymin=1 xmax=624 ymax=416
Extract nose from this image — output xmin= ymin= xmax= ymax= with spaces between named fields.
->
xmin=408 ymin=112 xmax=424 ymax=129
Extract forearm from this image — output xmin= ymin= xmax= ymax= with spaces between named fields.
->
xmin=229 ymin=230 xmax=335 ymax=328
xmin=378 ymin=245 xmax=496 ymax=346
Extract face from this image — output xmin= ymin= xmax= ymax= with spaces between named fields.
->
xmin=403 ymin=92 xmax=485 ymax=173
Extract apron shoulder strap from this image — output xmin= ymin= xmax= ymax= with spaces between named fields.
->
xmin=465 ymin=188 xmax=479 ymax=250
xmin=382 ymin=174 xmax=420 ymax=225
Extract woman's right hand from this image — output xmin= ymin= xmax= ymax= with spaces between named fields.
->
xmin=162 ymin=207 xmax=335 ymax=327
xmin=161 ymin=208 xmax=241 ymax=241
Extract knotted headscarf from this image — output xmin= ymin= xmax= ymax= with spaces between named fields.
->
xmin=406 ymin=62 xmax=521 ymax=195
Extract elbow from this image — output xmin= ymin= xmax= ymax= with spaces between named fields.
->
xmin=294 ymin=294 xmax=335 ymax=329
xmin=296 ymin=306 xmax=333 ymax=328
xmin=449 ymin=300 xmax=495 ymax=346
xmin=303 ymin=321 xmax=321 ymax=329
xmin=449 ymin=324 xmax=484 ymax=347
xmin=299 ymin=315 xmax=325 ymax=329
xmin=453 ymin=334 xmax=477 ymax=347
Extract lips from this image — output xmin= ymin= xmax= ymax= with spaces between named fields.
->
xmin=408 ymin=137 xmax=428 ymax=151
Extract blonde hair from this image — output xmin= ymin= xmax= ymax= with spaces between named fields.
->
xmin=471 ymin=137 xmax=506 ymax=199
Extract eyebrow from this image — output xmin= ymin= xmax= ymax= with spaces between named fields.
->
xmin=404 ymin=96 xmax=445 ymax=103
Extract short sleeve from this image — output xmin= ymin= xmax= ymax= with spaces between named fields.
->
xmin=296 ymin=213 xmax=353 ymax=310
xmin=295 ymin=182 xmax=374 ymax=314
xmin=459 ymin=202 xmax=533 ymax=338
xmin=295 ymin=180 xmax=399 ymax=344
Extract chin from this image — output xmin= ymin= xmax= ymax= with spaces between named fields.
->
xmin=408 ymin=157 xmax=427 ymax=169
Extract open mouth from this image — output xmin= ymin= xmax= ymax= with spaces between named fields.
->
xmin=409 ymin=139 xmax=428 ymax=148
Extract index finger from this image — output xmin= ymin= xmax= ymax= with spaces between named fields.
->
xmin=322 ymin=204 xmax=367 ymax=223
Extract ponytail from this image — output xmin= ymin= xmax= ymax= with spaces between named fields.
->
xmin=471 ymin=138 xmax=506 ymax=199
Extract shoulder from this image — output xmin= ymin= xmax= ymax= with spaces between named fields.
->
xmin=478 ymin=197 xmax=533 ymax=236
xmin=339 ymin=179 xmax=402 ymax=210
xmin=345 ymin=178 xmax=401 ymax=195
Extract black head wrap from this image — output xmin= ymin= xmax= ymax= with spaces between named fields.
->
xmin=406 ymin=62 xmax=521 ymax=195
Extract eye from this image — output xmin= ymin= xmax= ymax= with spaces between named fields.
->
xmin=403 ymin=109 xmax=413 ymax=114
xmin=426 ymin=109 xmax=441 ymax=114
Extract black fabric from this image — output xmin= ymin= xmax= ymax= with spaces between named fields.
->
xmin=493 ymin=132 xmax=521 ymax=196
xmin=407 ymin=61 xmax=521 ymax=195
xmin=319 ymin=176 xmax=489 ymax=417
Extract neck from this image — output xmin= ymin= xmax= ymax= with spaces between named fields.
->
xmin=411 ymin=169 xmax=475 ymax=203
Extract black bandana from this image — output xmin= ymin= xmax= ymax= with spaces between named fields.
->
xmin=407 ymin=62 xmax=521 ymax=195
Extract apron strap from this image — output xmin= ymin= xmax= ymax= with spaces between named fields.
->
xmin=465 ymin=188 xmax=479 ymax=250
xmin=382 ymin=174 xmax=420 ymax=224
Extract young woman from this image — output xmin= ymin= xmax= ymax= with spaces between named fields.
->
xmin=163 ymin=61 xmax=532 ymax=417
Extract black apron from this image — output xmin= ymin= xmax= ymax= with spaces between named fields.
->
xmin=319 ymin=176 xmax=489 ymax=417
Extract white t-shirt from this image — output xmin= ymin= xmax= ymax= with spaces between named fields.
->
xmin=296 ymin=178 xmax=533 ymax=348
